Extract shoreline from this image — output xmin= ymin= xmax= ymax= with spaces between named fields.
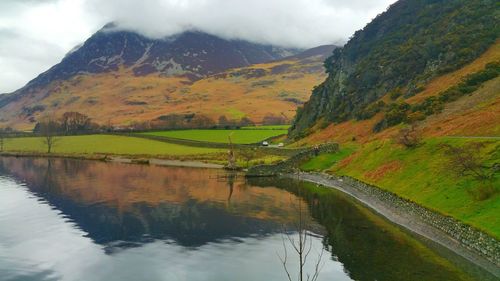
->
xmin=1 ymin=152 xmax=498 ymax=276
xmin=0 ymin=152 xmax=225 ymax=169
xmin=288 ymin=172 xmax=500 ymax=277
xmin=109 ymin=156 xmax=225 ymax=169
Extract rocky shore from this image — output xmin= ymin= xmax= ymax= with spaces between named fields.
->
xmin=291 ymin=172 xmax=500 ymax=277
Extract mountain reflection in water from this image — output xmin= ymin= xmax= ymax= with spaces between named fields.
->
xmin=0 ymin=158 xmax=303 ymax=247
xmin=0 ymin=157 xmax=495 ymax=281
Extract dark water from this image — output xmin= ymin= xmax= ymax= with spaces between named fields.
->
xmin=0 ymin=157 xmax=495 ymax=281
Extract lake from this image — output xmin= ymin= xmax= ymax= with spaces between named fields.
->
xmin=0 ymin=157 xmax=495 ymax=281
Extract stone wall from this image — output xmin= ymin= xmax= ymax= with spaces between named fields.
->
xmin=246 ymin=143 xmax=339 ymax=176
xmin=247 ymin=142 xmax=499 ymax=267
xmin=122 ymin=133 xmax=305 ymax=157
xmin=306 ymin=173 xmax=500 ymax=267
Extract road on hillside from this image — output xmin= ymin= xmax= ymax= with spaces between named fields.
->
xmin=444 ymin=136 xmax=500 ymax=140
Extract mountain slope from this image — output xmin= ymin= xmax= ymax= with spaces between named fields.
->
xmin=290 ymin=0 xmax=499 ymax=137
xmin=295 ymin=41 xmax=500 ymax=145
xmin=294 ymin=45 xmax=500 ymax=238
xmin=0 ymin=37 xmax=335 ymax=130
xmin=22 ymin=25 xmax=299 ymax=90
xmin=290 ymin=0 xmax=500 ymax=239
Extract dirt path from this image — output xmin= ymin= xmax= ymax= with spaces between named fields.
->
xmin=289 ymin=172 xmax=500 ymax=277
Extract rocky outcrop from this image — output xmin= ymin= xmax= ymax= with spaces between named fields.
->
xmin=290 ymin=0 xmax=499 ymax=137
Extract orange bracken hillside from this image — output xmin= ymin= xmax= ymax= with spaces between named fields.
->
xmin=0 ymin=57 xmax=326 ymax=131
xmin=406 ymin=40 xmax=500 ymax=104
xmin=295 ymin=44 xmax=500 ymax=146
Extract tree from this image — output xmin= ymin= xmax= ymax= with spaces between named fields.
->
xmin=218 ymin=115 xmax=230 ymax=127
xmin=218 ymin=115 xmax=238 ymax=129
xmin=441 ymin=142 xmax=496 ymax=182
xmin=278 ymin=171 xmax=324 ymax=281
xmin=396 ymin=124 xmax=421 ymax=148
xmin=39 ymin=115 xmax=60 ymax=154
xmin=239 ymin=148 xmax=259 ymax=168
xmin=262 ymin=114 xmax=287 ymax=125
xmin=190 ymin=115 xmax=216 ymax=128
xmin=61 ymin=112 xmax=91 ymax=134
xmin=238 ymin=117 xmax=254 ymax=127
xmin=0 ymin=128 xmax=5 ymax=152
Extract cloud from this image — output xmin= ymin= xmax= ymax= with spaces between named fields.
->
xmin=0 ymin=0 xmax=396 ymax=93
xmin=87 ymin=0 xmax=395 ymax=48
xmin=0 ymin=0 xmax=102 ymax=93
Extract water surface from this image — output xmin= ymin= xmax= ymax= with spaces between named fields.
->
xmin=0 ymin=157 xmax=495 ymax=281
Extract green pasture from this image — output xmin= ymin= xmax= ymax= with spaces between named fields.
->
xmin=141 ymin=128 xmax=287 ymax=144
xmin=3 ymin=135 xmax=220 ymax=156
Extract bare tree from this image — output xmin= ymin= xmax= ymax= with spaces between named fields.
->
xmin=0 ymin=128 xmax=5 ymax=152
xmin=239 ymin=148 xmax=259 ymax=168
xmin=262 ymin=114 xmax=288 ymax=125
xmin=441 ymin=142 xmax=496 ymax=182
xmin=396 ymin=124 xmax=421 ymax=148
xmin=278 ymin=172 xmax=324 ymax=281
xmin=39 ymin=115 xmax=60 ymax=154
xmin=226 ymin=133 xmax=238 ymax=170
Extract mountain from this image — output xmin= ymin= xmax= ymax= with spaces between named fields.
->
xmin=0 ymin=26 xmax=335 ymax=130
xmin=290 ymin=0 xmax=499 ymax=137
xmin=286 ymin=0 xmax=499 ymax=243
xmin=22 ymin=24 xmax=300 ymax=89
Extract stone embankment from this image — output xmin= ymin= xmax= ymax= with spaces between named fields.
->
xmin=246 ymin=144 xmax=500 ymax=276
xmin=299 ymin=173 xmax=500 ymax=273
xmin=246 ymin=143 xmax=339 ymax=176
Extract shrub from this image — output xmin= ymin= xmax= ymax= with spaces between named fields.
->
xmin=389 ymin=88 xmax=403 ymax=100
xmin=407 ymin=111 xmax=426 ymax=123
xmin=396 ymin=125 xmax=421 ymax=148
xmin=384 ymin=102 xmax=410 ymax=126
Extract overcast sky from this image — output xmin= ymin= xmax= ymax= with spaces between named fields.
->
xmin=0 ymin=0 xmax=396 ymax=94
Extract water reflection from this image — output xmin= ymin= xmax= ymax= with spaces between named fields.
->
xmin=249 ymin=177 xmax=498 ymax=281
xmin=0 ymin=158 xmax=305 ymax=248
xmin=0 ymin=157 xmax=495 ymax=281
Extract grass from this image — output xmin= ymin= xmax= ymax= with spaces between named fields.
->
xmin=300 ymin=145 xmax=356 ymax=171
xmin=326 ymin=138 xmax=500 ymax=238
xmin=292 ymin=50 xmax=500 ymax=239
xmin=3 ymin=135 xmax=220 ymax=156
xmin=141 ymin=129 xmax=288 ymax=144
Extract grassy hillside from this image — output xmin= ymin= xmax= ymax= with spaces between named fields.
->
xmin=3 ymin=135 xmax=220 ymax=156
xmin=142 ymin=128 xmax=287 ymax=144
xmin=334 ymin=138 xmax=498 ymax=238
xmin=295 ymin=42 xmax=500 ymax=238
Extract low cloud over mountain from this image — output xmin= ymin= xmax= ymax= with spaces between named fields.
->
xmin=0 ymin=0 xmax=395 ymax=93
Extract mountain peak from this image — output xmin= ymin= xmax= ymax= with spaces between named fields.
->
xmin=20 ymin=27 xmax=301 ymax=92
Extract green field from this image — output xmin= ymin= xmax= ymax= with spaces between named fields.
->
xmin=141 ymin=128 xmax=287 ymax=144
xmin=3 ymin=135 xmax=220 ymax=156
xmin=302 ymin=138 xmax=500 ymax=238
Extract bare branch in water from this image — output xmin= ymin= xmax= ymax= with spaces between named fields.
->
xmin=278 ymin=171 xmax=324 ymax=281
